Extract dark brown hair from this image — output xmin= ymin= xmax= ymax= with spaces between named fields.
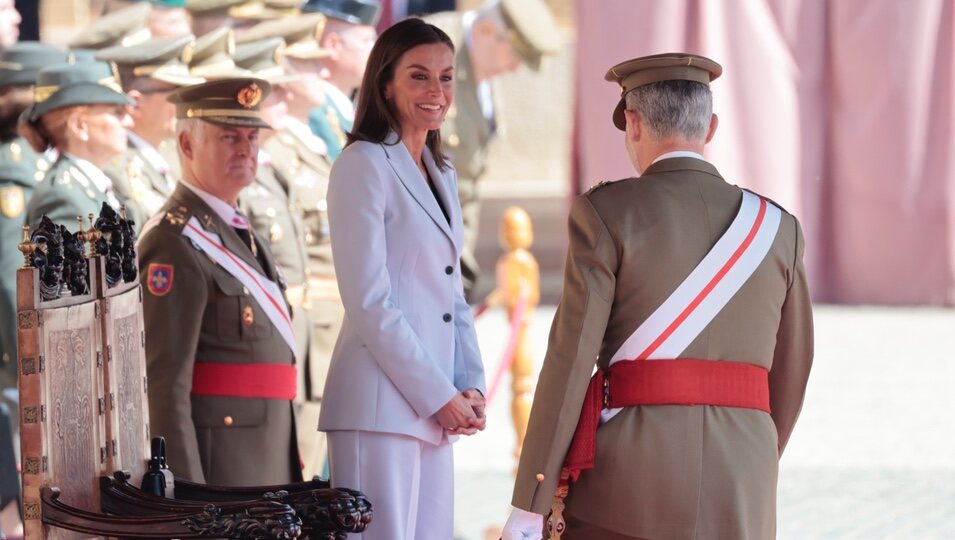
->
xmin=347 ymin=17 xmax=455 ymax=170
xmin=0 ymin=86 xmax=33 ymax=142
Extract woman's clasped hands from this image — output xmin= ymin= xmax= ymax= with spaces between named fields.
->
xmin=436 ymin=388 xmax=487 ymax=435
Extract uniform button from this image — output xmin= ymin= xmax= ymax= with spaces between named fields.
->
xmin=442 ymin=313 xmax=452 ymax=322
xmin=223 ymin=416 xmax=234 ymax=426
xmin=445 ymin=266 xmax=453 ymax=275
xmin=536 ymin=473 xmax=545 ymax=482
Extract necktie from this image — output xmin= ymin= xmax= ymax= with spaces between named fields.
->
xmin=231 ymin=211 xmax=258 ymax=258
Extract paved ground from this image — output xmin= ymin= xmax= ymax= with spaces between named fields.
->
xmin=454 ymin=305 xmax=955 ymax=539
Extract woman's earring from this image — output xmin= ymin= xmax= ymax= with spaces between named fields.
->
xmin=79 ymin=132 xmax=89 ymax=142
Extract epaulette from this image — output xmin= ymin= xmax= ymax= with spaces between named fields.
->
xmin=585 ymin=177 xmax=632 ymax=194
xmin=163 ymin=205 xmax=190 ymax=229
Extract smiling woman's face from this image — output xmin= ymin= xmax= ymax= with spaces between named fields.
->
xmin=385 ymin=42 xmax=455 ymax=139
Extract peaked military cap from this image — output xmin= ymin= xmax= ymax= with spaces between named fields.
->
xmin=185 ymin=0 xmax=247 ymax=14
xmin=68 ymin=3 xmax=152 ymax=50
xmin=234 ymin=38 xmax=299 ymax=84
xmin=605 ymin=53 xmax=722 ymax=131
xmin=237 ymin=13 xmax=330 ymax=59
xmin=189 ymin=27 xmax=252 ymax=78
xmin=301 ymin=0 xmax=381 ymax=26
xmin=499 ymin=0 xmax=560 ymax=72
xmin=29 ymin=62 xmax=134 ymax=121
xmin=96 ymin=34 xmax=205 ymax=87
xmin=229 ymin=0 xmax=300 ymax=20
xmin=0 ymin=42 xmax=71 ymax=88
xmin=167 ymin=77 xmax=272 ymax=128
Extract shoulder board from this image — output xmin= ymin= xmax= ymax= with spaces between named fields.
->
xmin=163 ymin=204 xmax=191 ymax=229
xmin=585 ymin=177 xmax=633 ymax=194
xmin=741 ymin=188 xmax=790 ymax=215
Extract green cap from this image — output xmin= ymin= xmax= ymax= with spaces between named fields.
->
xmin=237 ymin=13 xmax=330 ymax=60
xmin=499 ymin=0 xmax=560 ymax=72
xmin=605 ymin=53 xmax=722 ymax=131
xmin=188 ymin=27 xmax=252 ymax=79
xmin=301 ymin=0 xmax=380 ymax=26
xmin=68 ymin=3 xmax=153 ymax=50
xmin=29 ymin=61 xmax=135 ymax=121
xmin=167 ymin=77 xmax=272 ymax=128
xmin=234 ymin=38 xmax=300 ymax=84
xmin=96 ymin=34 xmax=205 ymax=87
xmin=0 ymin=42 xmax=71 ymax=88
xmin=150 ymin=0 xmax=187 ymax=7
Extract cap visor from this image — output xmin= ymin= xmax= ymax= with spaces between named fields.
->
xmin=612 ymin=99 xmax=626 ymax=131
xmin=201 ymin=116 xmax=271 ymax=129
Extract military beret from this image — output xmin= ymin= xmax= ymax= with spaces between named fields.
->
xmin=167 ymin=77 xmax=272 ymax=128
xmin=189 ymin=27 xmax=252 ymax=79
xmin=96 ymin=34 xmax=205 ymax=87
xmin=0 ymin=42 xmax=71 ymax=88
xmin=234 ymin=38 xmax=299 ymax=84
xmin=237 ymin=13 xmax=330 ymax=60
xmin=301 ymin=0 xmax=381 ymax=27
xmin=29 ymin=62 xmax=134 ymax=121
xmin=499 ymin=0 xmax=560 ymax=72
xmin=68 ymin=3 xmax=152 ymax=50
xmin=605 ymin=53 xmax=722 ymax=131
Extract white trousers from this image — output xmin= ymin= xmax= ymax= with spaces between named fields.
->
xmin=327 ymin=430 xmax=454 ymax=540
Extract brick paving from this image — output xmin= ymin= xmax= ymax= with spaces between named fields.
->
xmin=454 ymin=305 xmax=955 ymax=539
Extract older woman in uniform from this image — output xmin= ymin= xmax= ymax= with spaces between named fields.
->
xmin=319 ymin=17 xmax=486 ymax=540
xmin=22 ymin=61 xmax=133 ymax=229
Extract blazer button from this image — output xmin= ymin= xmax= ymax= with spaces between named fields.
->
xmin=442 ymin=313 xmax=452 ymax=322
xmin=223 ymin=416 xmax=234 ymax=426
xmin=445 ymin=266 xmax=453 ymax=275
xmin=536 ymin=473 xmax=545 ymax=482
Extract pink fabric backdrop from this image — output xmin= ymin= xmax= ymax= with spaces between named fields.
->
xmin=574 ymin=0 xmax=955 ymax=305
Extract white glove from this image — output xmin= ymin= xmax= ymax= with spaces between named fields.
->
xmin=501 ymin=506 xmax=544 ymax=540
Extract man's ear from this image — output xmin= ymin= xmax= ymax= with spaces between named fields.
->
xmin=624 ymin=109 xmax=641 ymax=142
xmin=126 ymin=89 xmax=144 ymax=122
xmin=320 ymin=32 xmax=342 ymax=60
xmin=705 ymin=113 xmax=718 ymax=143
xmin=178 ymin=129 xmax=193 ymax=161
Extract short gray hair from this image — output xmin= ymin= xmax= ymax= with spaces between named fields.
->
xmin=624 ymin=80 xmax=712 ymax=141
xmin=176 ymin=117 xmax=205 ymax=146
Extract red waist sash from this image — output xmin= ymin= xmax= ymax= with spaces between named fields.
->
xmin=563 ymin=359 xmax=770 ymax=482
xmin=191 ymin=362 xmax=297 ymax=400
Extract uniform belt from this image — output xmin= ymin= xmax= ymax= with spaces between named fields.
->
xmin=191 ymin=362 xmax=297 ymax=400
xmin=563 ymin=359 xmax=769 ymax=482
xmin=307 ymin=275 xmax=340 ymax=302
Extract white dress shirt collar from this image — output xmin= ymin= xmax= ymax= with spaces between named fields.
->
xmin=180 ymin=179 xmax=249 ymax=228
xmin=651 ymin=150 xmax=706 ymax=165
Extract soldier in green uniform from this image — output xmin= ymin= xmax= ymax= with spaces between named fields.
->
xmin=301 ymin=0 xmax=381 ymax=160
xmin=96 ymin=34 xmax=204 ymax=227
xmin=235 ymin=34 xmax=338 ymax=479
xmin=21 ymin=61 xmax=134 ymax=230
xmin=0 ymin=42 xmax=70 ymax=399
xmin=138 ymin=77 xmax=303 ymax=485
xmin=426 ymin=0 xmax=560 ymax=300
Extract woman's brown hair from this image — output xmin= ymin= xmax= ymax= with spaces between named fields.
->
xmin=0 ymin=86 xmax=33 ymax=142
xmin=19 ymin=105 xmax=84 ymax=154
xmin=347 ymin=17 xmax=455 ymax=170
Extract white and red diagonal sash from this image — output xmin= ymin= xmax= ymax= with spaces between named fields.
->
xmin=600 ymin=190 xmax=780 ymax=422
xmin=181 ymin=217 xmax=296 ymax=354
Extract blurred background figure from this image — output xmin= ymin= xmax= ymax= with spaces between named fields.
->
xmin=21 ymin=62 xmax=134 ymax=229
xmin=301 ymin=0 xmax=381 ymax=160
xmin=96 ymin=34 xmax=204 ymax=226
xmin=185 ymin=0 xmax=244 ymax=37
xmin=0 ymin=0 xmax=20 ymax=48
xmin=375 ymin=0 xmax=455 ymax=33
xmin=69 ymin=2 xmax=153 ymax=50
xmin=426 ymin=0 xmax=559 ymax=301
xmin=233 ymin=35 xmax=333 ymax=478
xmin=105 ymin=0 xmax=193 ymax=39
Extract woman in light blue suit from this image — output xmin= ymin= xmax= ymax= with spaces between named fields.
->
xmin=318 ymin=18 xmax=487 ymax=539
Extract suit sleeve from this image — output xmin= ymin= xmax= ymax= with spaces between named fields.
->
xmin=769 ymin=216 xmax=814 ymax=455
xmin=511 ymin=194 xmax=617 ymax=515
xmin=138 ymin=225 xmax=208 ymax=482
xmin=327 ymin=148 xmax=459 ymax=419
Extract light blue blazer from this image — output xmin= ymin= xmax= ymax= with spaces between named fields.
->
xmin=318 ymin=131 xmax=486 ymax=445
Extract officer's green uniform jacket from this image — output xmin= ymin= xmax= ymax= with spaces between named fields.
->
xmin=138 ymin=183 xmax=301 ymax=486
xmin=307 ymin=80 xmax=352 ymax=161
xmin=425 ymin=11 xmax=497 ymax=298
xmin=105 ymin=135 xmax=178 ymax=228
xmin=0 ymin=138 xmax=51 ymax=388
xmin=25 ymin=155 xmax=121 ymax=231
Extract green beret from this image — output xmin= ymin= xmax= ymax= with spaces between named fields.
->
xmin=605 ymin=53 xmax=722 ymax=131
xmin=96 ymin=34 xmax=205 ymax=87
xmin=29 ymin=62 xmax=135 ymax=121
xmin=0 ymin=42 xmax=71 ymax=88
xmin=167 ymin=77 xmax=272 ymax=128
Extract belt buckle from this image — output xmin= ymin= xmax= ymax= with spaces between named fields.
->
xmin=602 ymin=370 xmax=610 ymax=408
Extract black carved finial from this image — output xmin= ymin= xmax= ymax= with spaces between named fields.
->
xmin=61 ymin=229 xmax=90 ymax=296
xmin=31 ymin=217 xmax=64 ymax=300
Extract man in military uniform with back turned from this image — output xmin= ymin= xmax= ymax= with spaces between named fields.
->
xmin=425 ymin=0 xmax=561 ymax=300
xmin=504 ymin=54 xmax=813 ymax=539
xmin=232 ymin=35 xmax=333 ymax=478
xmin=0 ymin=41 xmax=70 ymax=409
xmin=96 ymin=34 xmax=204 ymax=227
xmin=138 ymin=77 xmax=302 ymax=485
